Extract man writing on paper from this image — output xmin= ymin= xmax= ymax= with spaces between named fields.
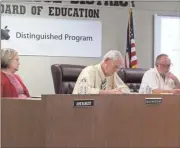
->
xmin=139 ymin=54 xmax=180 ymax=94
xmin=73 ymin=50 xmax=130 ymax=94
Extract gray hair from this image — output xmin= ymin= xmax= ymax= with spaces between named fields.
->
xmin=103 ymin=50 xmax=124 ymax=63
xmin=155 ymin=53 xmax=168 ymax=65
xmin=1 ymin=48 xmax=18 ymax=68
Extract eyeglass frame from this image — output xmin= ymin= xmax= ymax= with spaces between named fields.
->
xmin=157 ymin=63 xmax=173 ymax=68
xmin=111 ymin=60 xmax=121 ymax=70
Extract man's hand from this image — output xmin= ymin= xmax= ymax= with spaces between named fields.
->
xmin=110 ymin=89 xmax=123 ymax=94
xmin=100 ymin=89 xmax=123 ymax=94
xmin=167 ymin=72 xmax=178 ymax=81
xmin=167 ymin=72 xmax=180 ymax=88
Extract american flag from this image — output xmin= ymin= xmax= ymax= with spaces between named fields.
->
xmin=125 ymin=7 xmax=138 ymax=68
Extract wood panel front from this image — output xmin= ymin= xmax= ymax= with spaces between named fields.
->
xmin=1 ymin=99 xmax=45 ymax=148
xmin=43 ymin=94 xmax=180 ymax=148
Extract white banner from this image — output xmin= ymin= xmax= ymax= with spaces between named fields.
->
xmin=1 ymin=15 xmax=102 ymax=57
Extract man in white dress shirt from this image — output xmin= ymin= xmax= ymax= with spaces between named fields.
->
xmin=73 ymin=50 xmax=130 ymax=94
xmin=139 ymin=54 xmax=180 ymax=94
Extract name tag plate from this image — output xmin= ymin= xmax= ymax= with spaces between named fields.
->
xmin=73 ymin=100 xmax=94 ymax=107
xmin=145 ymin=98 xmax=162 ymax=104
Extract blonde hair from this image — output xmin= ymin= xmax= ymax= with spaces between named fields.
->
xmin=1 ymin=48 xmax=18 ymax=68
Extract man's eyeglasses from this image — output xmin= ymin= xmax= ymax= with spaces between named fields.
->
xmin=158 ymin=63 xmax=173 ymax=68
xmin=111 ymin=61 xmax=121 ymax=70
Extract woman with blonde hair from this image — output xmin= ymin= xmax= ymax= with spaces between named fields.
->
xmin=1 ymin=48 xmax=30 ymax=98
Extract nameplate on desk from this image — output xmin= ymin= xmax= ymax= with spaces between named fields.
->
xmin=145 ymin=98 xmax=162 ymax=104
xmin=73 ymin=100 xmax=94 ymax=107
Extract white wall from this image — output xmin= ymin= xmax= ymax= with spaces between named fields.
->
xmin=1 ymin=1 xmax=180 ymax=96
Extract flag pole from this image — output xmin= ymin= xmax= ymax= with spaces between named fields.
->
xmin=125 ymin=1 xmax=138 ymax=68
